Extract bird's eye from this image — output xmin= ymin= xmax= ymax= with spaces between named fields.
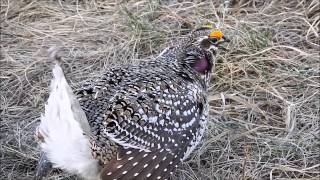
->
xmin=210 ymin=38 xmax=218 ymax=43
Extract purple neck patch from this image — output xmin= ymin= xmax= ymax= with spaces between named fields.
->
xmin=194 ymin=57 xmax=210 ymax=74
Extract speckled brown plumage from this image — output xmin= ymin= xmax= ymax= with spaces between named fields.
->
xmin=76 ymin=27 xmax=229 ymax=180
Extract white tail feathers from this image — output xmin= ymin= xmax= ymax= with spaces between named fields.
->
xmin=37 ymin=63 xmax=100 ymax=180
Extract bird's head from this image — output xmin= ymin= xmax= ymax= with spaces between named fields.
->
xmin=173 ymin=26 xmax=230 ymax=87
xmin=191 ymin=25 xmax=230 ymax=52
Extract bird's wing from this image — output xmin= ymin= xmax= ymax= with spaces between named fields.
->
xmin=94 ymin=72 xmax=207 ymax=179
xmin=100 ymin=72 xmax=206 ymax=149
xmin=76 ymin=63 xmax=208 ymax=178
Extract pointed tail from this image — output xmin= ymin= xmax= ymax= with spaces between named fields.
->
xmin=35 ymin=50 xmax=99 ymax=180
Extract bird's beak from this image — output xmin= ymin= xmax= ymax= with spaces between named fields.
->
xmin=216 ymin=36 xmax=230 ymax=51
xmin=221 ymin=36 xmax=230 ymax=43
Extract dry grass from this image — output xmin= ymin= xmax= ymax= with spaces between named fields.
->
xmin=1 ymin=0 xmax=319 ymax=179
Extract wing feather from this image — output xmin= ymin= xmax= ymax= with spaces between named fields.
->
xmin=77 ymin=64 xmax=207 ymax=178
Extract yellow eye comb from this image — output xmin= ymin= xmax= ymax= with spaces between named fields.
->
xmin=209 ymin=30 xmax=224 ymax=39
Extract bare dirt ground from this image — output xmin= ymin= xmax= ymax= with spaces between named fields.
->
xmin=1 ymin=0 xmax=319 ymax=179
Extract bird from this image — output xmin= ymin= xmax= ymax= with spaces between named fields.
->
xmin=35 ymin=26 xmax=229 ymax=180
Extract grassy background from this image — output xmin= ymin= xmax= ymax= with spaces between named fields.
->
xmin=1 ymin=0 xmax=319 ymax=179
